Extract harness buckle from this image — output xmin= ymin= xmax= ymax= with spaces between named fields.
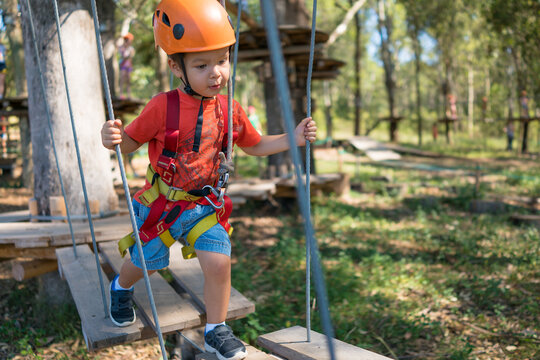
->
xmin=166 ymin=186 xmax=184 ymax=201
xmin=202 ymin=185 xmax=225 ymax=209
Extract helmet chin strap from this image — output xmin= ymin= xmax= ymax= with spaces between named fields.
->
xmin=179 ymin=54 xmax=203 ymax=98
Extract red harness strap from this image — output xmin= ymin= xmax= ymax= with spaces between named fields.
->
xmin=136 ymin=91 xmax=232 ymax=246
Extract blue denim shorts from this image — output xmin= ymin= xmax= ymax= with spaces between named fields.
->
xmin=129 ymin=200 xmax=231 ymax=270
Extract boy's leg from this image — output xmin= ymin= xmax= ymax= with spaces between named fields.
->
xmin=110 ymin=258 xmax=158 ymax=327
xmin=119 ymin=258 xmax=157 ymax=288
xmin=196 ymin=250 xmax=231 ymax=323
xmin=197 ymin=249 xmax=247 ymax=360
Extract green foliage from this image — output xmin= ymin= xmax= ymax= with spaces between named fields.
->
xmin=0 ymin=279 xmax=82 ymax=358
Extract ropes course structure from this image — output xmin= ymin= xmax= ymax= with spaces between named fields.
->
xmin=88 ymin=0 xmax=170 ymax=357
xmin=259 ymin=1 xmax=337 ymax=359
xmin=22 ymin=0 xmax=341 ymax=358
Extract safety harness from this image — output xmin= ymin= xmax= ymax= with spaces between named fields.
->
xmin=118 ymin=90 xmax=234 ymax=259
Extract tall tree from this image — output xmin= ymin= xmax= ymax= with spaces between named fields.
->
xmin=351 ymin=0 xmax=363 ymax=136
xmin=2 ymin=0 xmax=33 ymax=188
xmin=262 ymin=0 xmax=313 ymax=177
xmin=376 ymin=0 xmax=398 ymax=142
xmin=485 ymin=0 xmax=540 ymax=152
xmin=401 ymin=0 xmax=431 ymax=146
xmin=20 ymin=0 xmax=117 ymax=215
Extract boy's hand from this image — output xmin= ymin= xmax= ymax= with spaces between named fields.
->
xmin=101 ymin=119 xmax=124 ymax=150
xmin=295 ymin=117 xmax=317 ymax=146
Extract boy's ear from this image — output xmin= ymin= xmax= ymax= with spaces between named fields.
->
xmin=168 ymin=58 xmax=183 ymax=79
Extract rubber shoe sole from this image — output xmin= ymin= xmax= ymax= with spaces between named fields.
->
xmin=109 ymin=282 xmax=136 ymax=327
xmin=204 ymin=342 xmax=247 ymax=360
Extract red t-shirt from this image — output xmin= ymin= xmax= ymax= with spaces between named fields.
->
xmin=125 ymin=89 xmax=261 ymax=205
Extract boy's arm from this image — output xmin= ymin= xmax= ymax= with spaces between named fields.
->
xmin=241 ymin=117 xmax=316 ymax=156
xmin=101 ymin=119 xmax=142 ymax=154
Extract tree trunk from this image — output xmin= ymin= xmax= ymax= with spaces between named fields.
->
xmin=157 ymin=48 xmax=170 ymax=93
xmin=98 ymin=0 xmax=118 ymax=99
xmin=467 ymin=61 xmax=474 ymax=137
xmin=262 ymin=63 xmax=291 ymax=178
xmin=411 ymin=25 xmax=422 ymax=146
xmin=20 ymin=0 xmax=118 ymax=216
xmin=3 ymin=0 xmax=27 ymax=96
xmin=376 ymin=0 xmax=398 ymax=142
xmin=352 ymin=1 xmax=362 ymax=136
xmin=262 ymin=0 xmax=313 ymax=177
xmin=323 ymin=80 xmax=333 ymax=142
xmin=3 ymin=0 xmax=33 ymax=188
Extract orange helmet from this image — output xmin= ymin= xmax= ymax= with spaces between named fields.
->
xmin=153 ymin=0 xmax=235 ymax=55
xmin=123 ymin=32 xmax=134 ymax=41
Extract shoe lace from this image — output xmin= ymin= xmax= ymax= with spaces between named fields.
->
xmin=113 ymin=291 xmax=132 ymax=311
xmin=214 ymin=326 xmax=236 ymax=343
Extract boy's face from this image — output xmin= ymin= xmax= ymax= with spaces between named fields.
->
xmin=169 ymin=47 xmax=230 ymax=98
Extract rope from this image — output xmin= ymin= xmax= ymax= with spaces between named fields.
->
xmin=51 ymin=0 xmax=108 ymax=316
xmin=22 ymin=1 xmax=79 ymax=261
xmin=231 ymin=0 xmax=242 ymax=99
xmin=260 ymin=1 xmax=336 ymax=359
xmin=305 ymin=0 xmax=317 ymax=342
xmin=88 ymin=1 xmax=168 ymax=359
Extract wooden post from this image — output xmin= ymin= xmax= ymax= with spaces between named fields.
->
xmin=28 ymin=197 xmax=38 ymax=222
xmin=89 ymin=199 xmax=100 ymax=215
xmin=12 ymin=259 xmax=58 ymax=281
xmin=49 ymin=196 xmax=66 ymax=222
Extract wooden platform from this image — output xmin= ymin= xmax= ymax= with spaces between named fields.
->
xmin=257 ymin=326 xmax=391 ymax=360
xmin=0 ymin=214 xmax=132 ymax=248
xmin=56 ymin=242 xmax=255 ymax=351
xmin=348 ymin=136 xmax=401 ymax=161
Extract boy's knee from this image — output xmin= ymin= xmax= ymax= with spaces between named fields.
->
xmin=204 ymin=256 xmax=230 ymax=280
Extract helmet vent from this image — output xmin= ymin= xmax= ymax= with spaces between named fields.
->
xmin=173 ymin=24 xmax=185 ymax=40
xmin=162 ymin=12 xmax=171 ymax=26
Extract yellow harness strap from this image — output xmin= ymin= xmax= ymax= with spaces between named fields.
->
xmin=139 ymin=165 xmax=201 ymax=206
xmin=118 ymin=212 xmax=233 ymax=259
xmin=118 ymin=165 xmax=233 ymax=260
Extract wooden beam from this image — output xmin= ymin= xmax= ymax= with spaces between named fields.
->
xmin=225 ymin=0 xmax=259 ymax=30
xmin=11 ymin=259 xmax=58 ymax=281
xmin=0 ymin=244 xmax=57 ymax=259
xmin=238 ymin=44 xmax=324 ymax=61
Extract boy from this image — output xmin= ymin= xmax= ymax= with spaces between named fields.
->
xmin=100 ymin=1 xmax=316 ymax=360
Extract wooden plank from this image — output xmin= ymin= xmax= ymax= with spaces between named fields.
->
xmin=168 ymin=244 xmax=255 ymax=321
xmin=257 ymin=326 xmax=392 ymax=360
xmin=56 ymin=245 xmax=145 ymax=351
xmin=0 ymin=214 xmax=133 ymax=247
xmin=510 ymin=214 xmax=540 ymax=229
xmin=99 ymin=241 xmax=203 ymax=334
xmin=196 ymin=341 xmax=276 ymax=360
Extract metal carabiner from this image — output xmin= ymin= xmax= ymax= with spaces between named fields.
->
xmin=204 ymin=195 xmax=225 ymax=209
xmin=201 ymin=185 xmax=225 ymax=209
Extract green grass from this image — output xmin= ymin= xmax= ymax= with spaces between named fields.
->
xmin=1 ymin=136 xmax=539 ymax=359
xmin=230 ymin=192 xmax=540 ymax=359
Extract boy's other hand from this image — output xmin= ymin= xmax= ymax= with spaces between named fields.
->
xmin=101 ymin=119 xmax=124 ymax=150
xmin=295 ymin=117 xmax=317 ymax=146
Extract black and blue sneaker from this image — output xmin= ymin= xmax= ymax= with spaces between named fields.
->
xmin=109 ymin=276 xmax=136 ymax=327
xmin=204 ymin=324 xmax=247 ymax=360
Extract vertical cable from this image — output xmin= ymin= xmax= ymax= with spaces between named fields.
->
xmin=260 ymin=1 xmax=336 ymax=358
xmin=50 ymin=0 xmax=107 ymax=313
xmin=23 ymin=0 xmax=79 ymax=261
xmin=231 ymin=0 xmax=242 ymax=99
xmin=305 ymin=0 xmax=317 ymax=342
xmin=88 ymin=1 xmax=168 ymax=358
